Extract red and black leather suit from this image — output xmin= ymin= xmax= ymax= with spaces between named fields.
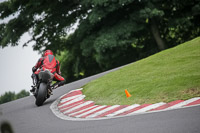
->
xmin=32 ymin=50 xmax=65 ymax=88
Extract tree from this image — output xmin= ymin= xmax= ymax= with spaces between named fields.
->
xmin=16 ymin=90 xmax=30 ymax=99
xmin=60 ymin=0 xmax=200 ymax=82
xmin=0 ymin=90 xmax=30 ymax=104
xmin=0 ymin=92 xmax=15 ymax=104
xmin=1 ymin=0 xmax=200 ymax=83
xmin=0 ymin=0 xmax=85 ymax=51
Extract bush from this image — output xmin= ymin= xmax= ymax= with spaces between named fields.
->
xmin=0 ymin=90 xmax=30 ymax=104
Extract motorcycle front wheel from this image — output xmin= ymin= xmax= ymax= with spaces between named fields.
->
xmin=35 ymin=83 xmax=47 ymax=106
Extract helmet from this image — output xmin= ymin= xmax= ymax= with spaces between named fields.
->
xmin=44 ymin=50 xmax=53 ymax=56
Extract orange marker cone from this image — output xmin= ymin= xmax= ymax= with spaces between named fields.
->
xmin=125 ymin=89 xmax=131 ymax=98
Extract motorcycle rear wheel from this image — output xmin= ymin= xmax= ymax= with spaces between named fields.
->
xmin=35 ymin=83 xmax=47 ymax=106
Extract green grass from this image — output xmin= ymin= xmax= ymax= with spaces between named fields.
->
xmin=82 ymin=37 xmax=200 ymax=105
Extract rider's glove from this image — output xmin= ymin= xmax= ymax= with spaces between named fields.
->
xmin=32 ymin=67 xmax=37 ymax=73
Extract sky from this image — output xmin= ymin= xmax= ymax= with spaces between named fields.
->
xmin=0 ymin=0 xmax=78 ymax=95
xmin=0 ymin=33 xmax=41 ymax=95
xmin=0 ymin=0 xmax=41 ymax=95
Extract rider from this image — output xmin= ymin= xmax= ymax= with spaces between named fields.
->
xmin=30 ymin=50 xmax=65 ymax=93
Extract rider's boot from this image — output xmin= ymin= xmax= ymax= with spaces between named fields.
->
xmin=30 ymin=85 xmax=36 ymax=93
xmin=30 ymin=73 xmax=38 ymax=94
xmin=47 ymin=90 xmax=51 ymax=99
xmin=51 ymin=80 xmax=65 ymax=90
xmin=48 ymin=87 xmax=53 ymax=95
xmin=51 ymin=83 xmax=59 ymax=90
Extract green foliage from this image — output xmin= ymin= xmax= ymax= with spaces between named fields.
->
xmin=0 ymin=0 xmax=84 ymax=51
xmin=0 ymin=90 xmax=30 ymax=104
xmin=0 ymin=92 xmax=16 ymax=104
xmin=62 ymin=0 xmax=200 ymax=82
xmin=1 ymin=0 xmax=200 ymax=83
xmin=16 ymin=90 xmax=30 ymax=99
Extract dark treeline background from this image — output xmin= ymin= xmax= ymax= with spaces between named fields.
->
xmin=0 ymin=0 xmax=200 ymax=83
xmin=0 ymin=90 xmax=30 ymax=104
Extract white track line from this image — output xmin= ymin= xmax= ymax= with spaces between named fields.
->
xmin=69 ymin=105 xmax=98 ymax=116
xmin=51 ymin=95 xmax=200 ymax=121
xmin=63 ymin=101 xmax=94 ymax=114
xmin=60 ymin=94 xmax=82 ymax=103
xmin=58 ymin=95 xmax=85 ymax=108
xmin=86 ymin=105 xmax=120 ymax=118
xmin=129 ymin=102 xmax=166 ymax=115
xmin=165 ymin=97 xmax=200 ymax=110
xmin=60 ymin=88 xmax=83 ymax=102
xmin=75 ymin=106 xmax=106 ymax=118
xmin=106 ymin=104 xmax=140 ymax=117
xmin=67 ymin=88 xmax=83 ymax=93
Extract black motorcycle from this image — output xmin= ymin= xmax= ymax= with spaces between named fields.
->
xmin=32 ymin=69 xmax=55 ymax=106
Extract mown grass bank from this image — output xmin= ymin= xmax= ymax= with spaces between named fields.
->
xmin=82 ymin=37 xmax=200 ymax=105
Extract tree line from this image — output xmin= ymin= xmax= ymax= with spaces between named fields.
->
xmin=0 ymin=0 xmax=200 ymax=83
xmin=0 ymin=90 xmax=30 ymax=104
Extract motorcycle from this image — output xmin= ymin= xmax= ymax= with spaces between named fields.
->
xmin=32 ymin=69 xmax=55 ymax=106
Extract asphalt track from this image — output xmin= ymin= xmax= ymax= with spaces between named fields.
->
xmin=0 ymin=67 xmax=200 ymax=133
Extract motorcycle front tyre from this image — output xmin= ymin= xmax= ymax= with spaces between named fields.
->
xmin=35 ymin=83 xmax=47 ymax=106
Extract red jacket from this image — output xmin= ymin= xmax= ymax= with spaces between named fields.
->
xmin=34 ymin=55 xmax=64 ymax=81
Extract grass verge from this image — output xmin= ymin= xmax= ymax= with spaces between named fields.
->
xmin=82 ymin=37 xmax=200 ymax=105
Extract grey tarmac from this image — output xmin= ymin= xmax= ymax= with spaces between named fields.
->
xmin=1 ymin=66 xmax=200 ymax=133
